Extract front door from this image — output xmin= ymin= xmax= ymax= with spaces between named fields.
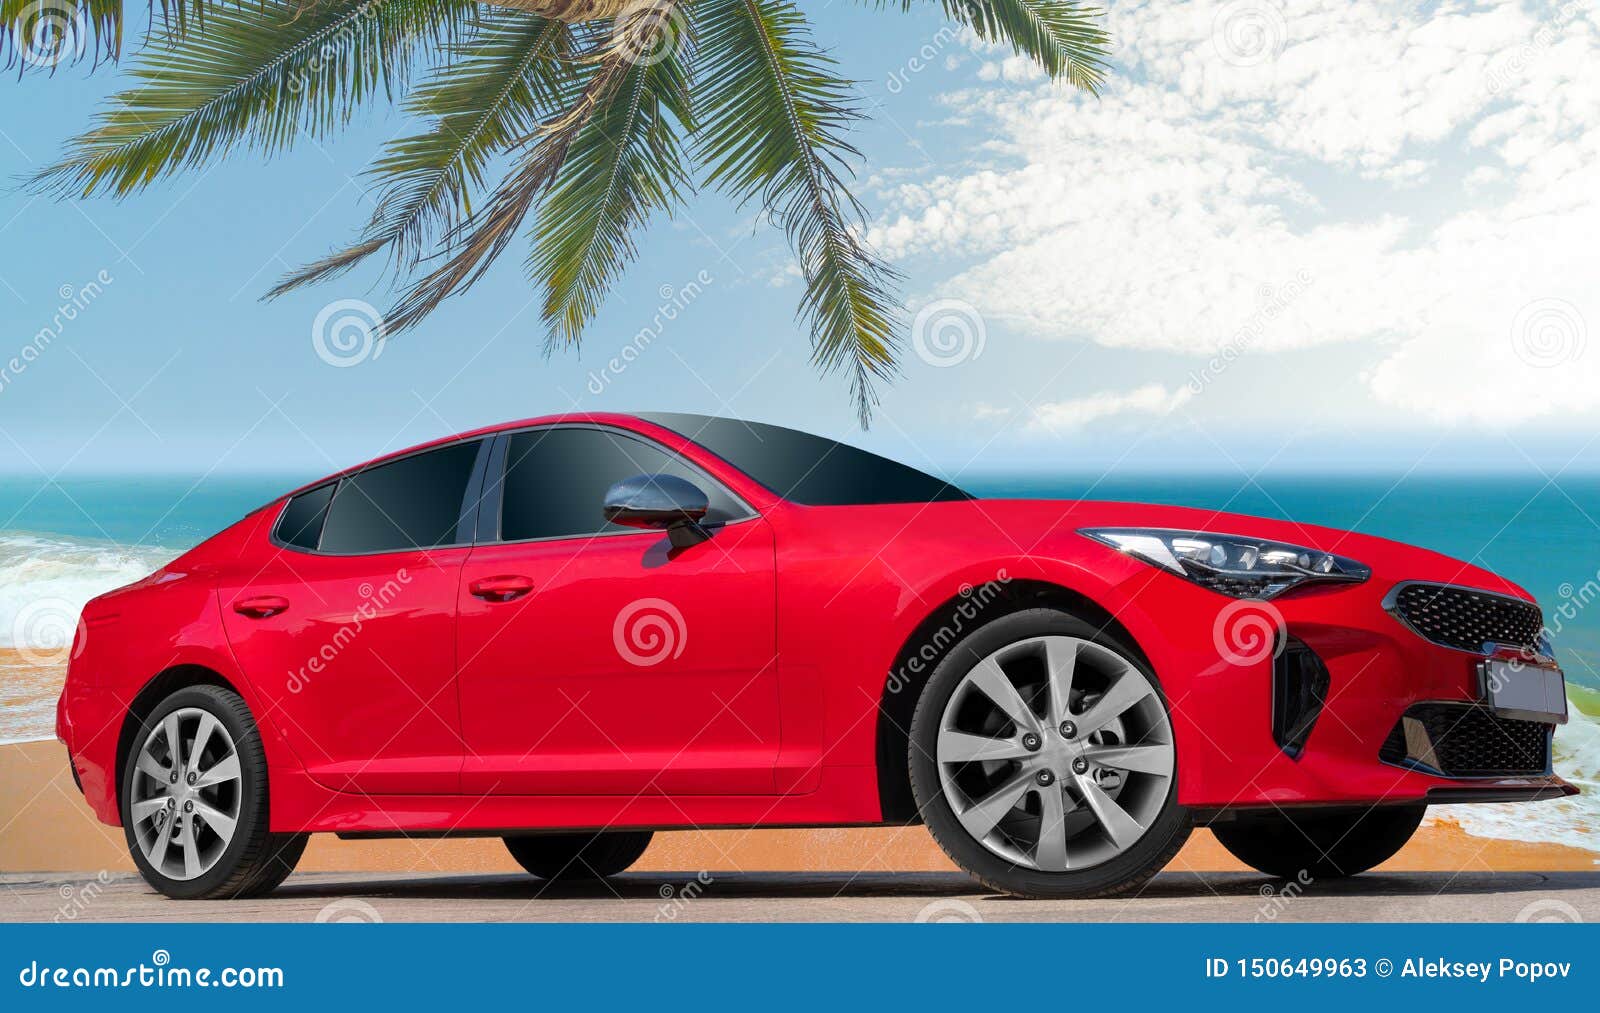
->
xmin=455 ymin=425 xmax=780 ymax=795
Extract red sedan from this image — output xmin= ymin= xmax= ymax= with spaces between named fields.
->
xmin=56 ymin=413 xmax=1576 ymax=899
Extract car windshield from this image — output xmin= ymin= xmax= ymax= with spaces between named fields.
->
xmin=639 ymin=413 xmax=971 ymax=506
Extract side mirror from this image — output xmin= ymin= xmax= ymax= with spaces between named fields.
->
xmin=603 ymin=474 xmax=711 ymax=548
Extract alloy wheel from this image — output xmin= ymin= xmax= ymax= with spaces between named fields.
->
xmin=127 ymin=707 xmax=245 ymax=881
xmin=935 ymin=635 xmax=1175 ymax=871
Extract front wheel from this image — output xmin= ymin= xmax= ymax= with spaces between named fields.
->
xmin=1210 ymin=806 xmax=1425 ymax=879
xmin=910 ymin=609 xmax=1191 ymax=899
xmin=121 ymin=684 xmax=307 ymax=899
xmin=503 ymin=831 xmax=654 ymax=880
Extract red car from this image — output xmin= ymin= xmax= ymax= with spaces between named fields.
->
xmin=56 ymin=413 xmax=1575 ymax=899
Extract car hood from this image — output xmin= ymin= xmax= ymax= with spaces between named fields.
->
xmin=913 ymin=498 xmax=1533 ymax=602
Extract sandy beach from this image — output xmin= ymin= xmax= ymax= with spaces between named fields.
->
xmin=5 ymin=737 xmax=1595 ymax=878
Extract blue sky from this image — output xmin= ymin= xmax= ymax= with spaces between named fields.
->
xmin=2 ymin=1 xmax=1598 ymax=481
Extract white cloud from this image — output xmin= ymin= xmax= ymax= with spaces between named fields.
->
xmin=871 ymin=0 xmax=1600 ymax=427
xmin=1027 ymin=384 xmax=1195 ymax=431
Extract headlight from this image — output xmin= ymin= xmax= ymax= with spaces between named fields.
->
xmin=1080 ymin=528 xmax=1370 ymax=599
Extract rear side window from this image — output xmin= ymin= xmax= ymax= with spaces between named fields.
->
xmin=317 ymin=441 xmax=484 ymax=554
xmin=274 ymin=484 xmax=334 ymax=550
xmin=498 ymin=427 xmax=749 ymax=542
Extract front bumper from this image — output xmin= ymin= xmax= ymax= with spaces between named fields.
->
xmin=1116 ymin=569 xmax=1578 ymax=810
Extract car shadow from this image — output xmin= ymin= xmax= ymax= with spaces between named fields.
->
xmin=268 ymin=869 xmax=1600 ymax=903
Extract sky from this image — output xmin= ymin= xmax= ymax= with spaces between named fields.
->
xmin=1 ymin=0 xmax=1598 ymax=483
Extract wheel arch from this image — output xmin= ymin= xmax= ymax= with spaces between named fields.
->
xmin=873 ymin=578 xmax=1154 ymax=824
xmin=112 ymin=664 xmax=250 ymax=823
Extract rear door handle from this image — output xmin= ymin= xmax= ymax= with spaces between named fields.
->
xmin=233 ymin=595 xmax=290 ymax=619
xmin=470 ymin=575 xmax=535 ymax=602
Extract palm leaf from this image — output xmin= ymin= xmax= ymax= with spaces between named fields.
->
xmin=31 ymin=0 xmax=472 ymax=197
xmin=268 ymin=9 xmax=581 ymax=296
xmin=2 ymin=0 xmax=122 ymax=68
xmin=532 ymin=6 xmax=694 ymax=350
xmin=694 ymin=0 xmax=899 ymax=425
xmin=381 ymin=31 xmax=642 ymax=335
xmin=867 ymin=0 xmax=1110 ymax=93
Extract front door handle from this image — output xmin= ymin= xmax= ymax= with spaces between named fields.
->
xmin=233 ymin=595 xmax=290 ymax=619
xmin=470 ymin=575 xmax=535 ymax=602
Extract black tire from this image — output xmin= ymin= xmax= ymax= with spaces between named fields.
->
xmin=1210 ymin=805 xmax=1425 ymax=879
xmin=120 ymin=684 xmax=306 ymax=900
xmin=910 ymin=608 xmax=1191 ymax=899
xmin=503 ymin=831 xmax=654 ymax=880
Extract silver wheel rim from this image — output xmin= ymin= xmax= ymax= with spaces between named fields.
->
xmin=128 ymin=707 xmax=244 ymax=881
xmin=935 ymin=636 xmax=1175 ymax=872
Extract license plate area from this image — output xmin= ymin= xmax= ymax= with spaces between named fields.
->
xmin=1478 ymin=658 xmax=1568 ymax=724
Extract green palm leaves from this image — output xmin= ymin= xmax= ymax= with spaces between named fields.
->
xmin=23 ymin=0 xmax=1111 ymax=424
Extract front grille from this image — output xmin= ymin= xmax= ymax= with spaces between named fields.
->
xmin=1388 ymin=582 xmax=1543 ymax=653
xmin=1379 ymin=702 xmax=1550 ymax=777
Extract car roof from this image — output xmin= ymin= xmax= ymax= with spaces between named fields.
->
xmin=271 ymin=412 xmax=709 ymax=503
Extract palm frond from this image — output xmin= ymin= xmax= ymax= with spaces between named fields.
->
xmin=532 ymin=5 xmax=694 ymax=350
xmin=31 ymin=0 xmax=473 ymax=197
xmin=268 ymin=10 xmax=580 ymax=297
xmin=869 ymin=0 xmax=1110 ymax=93
xmin=694 ymin=0 xmax=899 ymax=425
xmin=2 ymin=0 xmax=123 ymax=68
xmin=382 ymin=33 xmax=640 ymax=335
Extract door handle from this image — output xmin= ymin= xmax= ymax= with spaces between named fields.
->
xmin=233 ymin=595 xmax=290 ymax=619
xmin=470 ymin=575 xmax=535 ymax=602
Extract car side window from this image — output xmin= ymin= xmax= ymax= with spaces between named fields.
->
xmin=315 ymin=440 xmax=484 ymax=554
xmin=274 ymin=483 xmax=335 ymax=550
xmin=497 ymin=428 xmax=751 ymax=542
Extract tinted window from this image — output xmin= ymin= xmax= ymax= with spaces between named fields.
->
xmin=318 ymin=441 xmax=483 ymax=554
xmin=275 ymin=483 xmax=334 ymax=550
xmin=498 ymin=428 xmax=748 ymax=542
xmin=639 ymin=413 xmax=970 ymax=506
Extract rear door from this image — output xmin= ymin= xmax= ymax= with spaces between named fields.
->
xmin=218 ymin=439 xmax=490 ymax=794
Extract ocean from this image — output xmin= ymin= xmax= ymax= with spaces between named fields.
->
xmin=1 ymin=472 xmax=1595 ymax=853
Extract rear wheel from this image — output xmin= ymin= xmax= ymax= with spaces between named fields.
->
xmin=1210 ymin=805 xmax=1425 ymax=879
xmin=910 ymin=609 xmax=1191 ymax=899
xmin=503 ymin=831 xmax=654 ymax=880
xmin=121 ymin=684 xmax=306 ymax=899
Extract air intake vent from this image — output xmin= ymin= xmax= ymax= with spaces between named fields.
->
xmin=1379 ymin=702 xmax=1551 ymax=777
xmin=1272 ymin=637 xmax=1328 ymax=758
